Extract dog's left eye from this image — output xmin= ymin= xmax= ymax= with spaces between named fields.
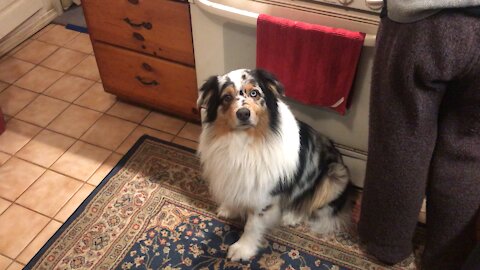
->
xmin=250 ymin=90 xmax=259 ymax=98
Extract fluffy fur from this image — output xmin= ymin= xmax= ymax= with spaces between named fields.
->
xmin=197 ymin=69 xmax=353 ymax=261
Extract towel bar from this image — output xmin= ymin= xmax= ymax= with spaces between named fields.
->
xmin=194 ymin=0 xmax=377 ymax=47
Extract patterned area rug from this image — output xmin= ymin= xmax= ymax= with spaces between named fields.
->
xmin=25 ymin=136 xmax=424 ymax=270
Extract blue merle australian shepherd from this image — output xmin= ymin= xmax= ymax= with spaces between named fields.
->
xmin=197 ymin=69 xmax=353 ymax=261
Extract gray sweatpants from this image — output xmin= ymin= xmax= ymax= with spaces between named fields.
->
xmin=358 ymin=11 xmax=480 ymax=270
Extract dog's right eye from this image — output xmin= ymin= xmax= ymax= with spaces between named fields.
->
xmin=222 ymin=95 xmax=233 ymax=103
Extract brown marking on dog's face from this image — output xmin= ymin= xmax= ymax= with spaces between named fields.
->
xmin=209 ymin=85 xmax=238 ymax=138
xmin=244 ymin=83 xmax=255 ymax=93
xmin=244 ymin=97 xmax=270 ymax=140
xmin=210 ymin=113 xmax=231 ymax=138
xmin=220 ymin=85 xmax=236 ymax=113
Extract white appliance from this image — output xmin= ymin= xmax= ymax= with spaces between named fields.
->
xmin=311 ymin=0 xmax=384 ymax=13
xmin=0 ymin=0 xmax=61 ymax=56
xmin=190 ymin=0 xmax=381 ymax=187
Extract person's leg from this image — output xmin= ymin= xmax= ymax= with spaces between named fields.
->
xmin=462 ymin=242 xmax=480 ymax=270
xmin=423 ymin=58 xmax=480 ymax=269
xmin=359 ymin=13 xmax=479 ymax=265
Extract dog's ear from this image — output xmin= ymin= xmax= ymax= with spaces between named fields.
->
xmin=252 ymin=69 xmax=285 ymax=97
xmin=198 ymin=75 xmax=221 ymax=123
xmin=197 ymin=75 xmax=219 ymax=109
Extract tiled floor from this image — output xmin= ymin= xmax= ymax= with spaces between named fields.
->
xmin=0 ymin=24 xmax=201 ymax=269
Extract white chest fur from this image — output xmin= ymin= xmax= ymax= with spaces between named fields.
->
xmin=198 ymin=102 xmax=300 ymax=210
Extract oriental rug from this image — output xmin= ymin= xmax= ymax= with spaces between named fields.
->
xmin=25 ymin=136 xmax=423 ymax=270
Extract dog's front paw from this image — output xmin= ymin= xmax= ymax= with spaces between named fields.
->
xmin=217 ymin=205 xmax=240 ymax=220
xmin=282 ymin=211 xmax=302 ymax=227
xmin=227 ymin=241 xmax=257 ymax=261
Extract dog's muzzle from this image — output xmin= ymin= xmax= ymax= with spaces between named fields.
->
xmin=236 ymin=108 xmax=251 ymax=122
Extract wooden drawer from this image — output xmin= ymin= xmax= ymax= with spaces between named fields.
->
xmin=82 ymin=0 xmax=194 ymax=66
xmin=93 ymin=42 xmax=199 ymax=121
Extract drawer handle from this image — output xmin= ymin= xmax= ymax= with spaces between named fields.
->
xmin=132 ymin=32 xmax=145 ymax=41
xmin=123 ymin=18 xmax=152 ymax=30
xmin=136 ymin=76 xmax=158 ymax=86
xmin=127 ymin=0 xmax=139 ymax=4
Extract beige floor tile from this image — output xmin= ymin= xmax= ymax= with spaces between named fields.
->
xmin=0 ymin=198 xmax=11 ymax=215
xmin=0 ymin=58 xmax=35 ymax=84
xmin=116 ymin=125 xmax=174 ymax=155
xmin=15 ymin=129 xmax=75 ymax=168
xmin=0 ymin=204 xmax=50 ymax=259
xmin=6 ymin=40 xmax=31 ymax=57
xmin=41 ymin=48 xmax=87 ymax=72
xmin=0 ymin=254 xmax=12 ymax=270
xmin=69 ymin=55 xmax=100 ymax=81
xmin=36 ymin=24 xmax=79 ymax=46
xmin=17 ymin=170 xmax=83 ymax=217
xmin=0 ymin=157 xmax=45 ymax=201
xmin=14 ymin=66 xmax=63 ymax=93
xmin=0 ymin=152 xmax=11 ymax=165
xmin=0 ymin=81 xmax=9 ymax=92
xmin=87 ymin=153 xmax=123 ymax=186
xmin=30 ymin=24 xmax=55 ymax=40
xmin=81 ymin=115 xmax=137 ymax=150
xmin=13 ymin=40 xmax=59 ymax=64
xmin=16 ymin=220 xmax=62 ymax=264
xmin=64 ymin=33 xmax=93 ymax=54
xmin=16 ymin=95 xmax=69 ymax=127
xmin=74 ymin=83 xmax=116 ymax=112
xmin=0 ymin=119 xmax=42 ymax=154
xmin=172 ymin=137 xmax=198 ymax=151
xmin=47 ymin=104 xmax=102 ymax=138
xmin=6 ymin=262 xmax=23 ymax=270
xmin=0 ymin=86 xmax=38 ymax=116
xmin=55 ymin=184 xmax=95 ymax=222
xmin=142 ymin=112 xmax=186 ymax=135
xmin=107 ymin=101 xmax=150 ymax=123
xmin=177 ymin=122 xmax=202 ymax=142
xmin=44 ymin=74 xmax=95 ymax=102
xmin=51 ymin=141 xmax=111 ymax=181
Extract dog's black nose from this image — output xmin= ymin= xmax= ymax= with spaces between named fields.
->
xmin=236 ymin=108 xmax=251 ymax=121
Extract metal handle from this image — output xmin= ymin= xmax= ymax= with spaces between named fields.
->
xmin=195 ymin=0 xmax=376 ymax=46
xmin=123 ymin=18 xmax=152 ymax=30
xmin=365 ymin=0 xmax=383 ymax=10
xmin=127 ymin=0 xmax=139 ymax=4
xmin=136 ymin=76 xmax=158 ymax=86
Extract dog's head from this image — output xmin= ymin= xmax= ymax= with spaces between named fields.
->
xmin=197 ymin=69 xmax=284 ymax=135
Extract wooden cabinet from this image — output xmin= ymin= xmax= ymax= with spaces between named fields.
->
xmin=82 ymin=0 xmax=199 ymax=121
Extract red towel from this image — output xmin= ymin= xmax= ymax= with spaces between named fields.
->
xmin=256 ymin=14 xmax=365 ymax=115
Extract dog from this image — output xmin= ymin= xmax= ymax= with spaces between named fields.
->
xmin=197 ymin=68 xmax=353 ymax=261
